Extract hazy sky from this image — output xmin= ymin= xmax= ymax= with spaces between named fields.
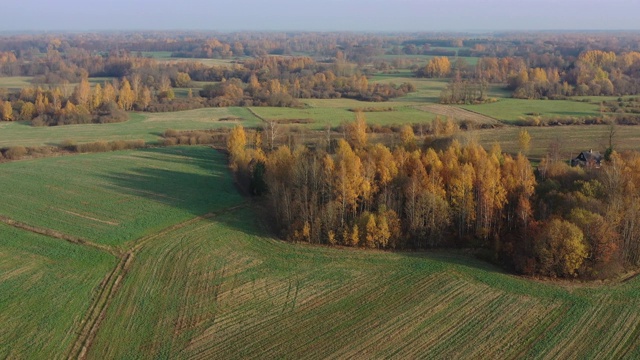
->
xmin=1 ymin=0 xmax=638 ymax=32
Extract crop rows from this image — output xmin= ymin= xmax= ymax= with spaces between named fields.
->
xmin=83 ymin=208 xmax=640 ymax=359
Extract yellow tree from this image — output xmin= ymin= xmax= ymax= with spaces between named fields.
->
xmin=91 ymin=83 xmax=103 ymax=110
xmin=518 ymin=129 xmax=531 ymax=155
xmin=365 ymin=213 xmax=377 ymax=248
xmin=425 ymin=57 xmax=451 ymax=77
xmin=20 ymin=102 xmax=35 ymax=121
xmin=345 ymin=111 xmax=368 ymax=150
xmin=102 ymin=82 xmax=117 ymax=104
xmin=118 ymin=78 xmax=136 ymax=111
xmin=334 ymin=139 xmax=365 ymax=226
xmin=227 ymin=125 xmax=248 ymax=173
xmin=399 ymin=124 xmax=416 ymax=149
xmin=73 ymin=78 xmax=91 ymax=107
xmin=535 ymin=219 xmax=588 ymax=277
xmin=0 ymin=101 xmax=13 ymax=121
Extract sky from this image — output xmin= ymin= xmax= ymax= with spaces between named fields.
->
xmin=1 ymin=0 xmax=638 ymax=32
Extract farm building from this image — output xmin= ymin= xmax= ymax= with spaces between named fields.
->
xmin=571 ymin=149 xmax=603 ymax=168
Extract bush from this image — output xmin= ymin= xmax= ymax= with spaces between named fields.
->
xmin=60 ymin=139 xmax=77 ymax=151
xmin=4 ymin=146 xmax=27 ymax=160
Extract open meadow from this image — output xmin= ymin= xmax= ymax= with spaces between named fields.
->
xmin=0 ymin=147 xmax=242 ymax=250
xmin=0 ymin=148 xmax=639 ymax=359
xmin=0 ymin=107 xmax=261 ymax=148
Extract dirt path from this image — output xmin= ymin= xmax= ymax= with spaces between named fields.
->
xmin=66 ymin=203 xmax=249 ymax=360
xmin=417 ymin=104 xmax=500 ymax=125
xmin=0 ymin=215 xmax=117 ymax=256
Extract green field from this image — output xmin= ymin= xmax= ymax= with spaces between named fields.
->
xmin=0 ymin=149 xmax=639 ymax=358
xmin=460 ymin=98 xmax=601 ymax=122
xmin=0 ymin=147 xmax=242 ymax=250
xmin=0 ymin=107 xmax=260 ymax=148
xmin=0 ymin=223 xmax=116 ymax=358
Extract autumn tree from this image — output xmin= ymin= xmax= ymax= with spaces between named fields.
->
xmin=518 ymin=129 xmax=531 ymax=155
xmin=423 ymin=57 xmax=452 ymax=78
xmin=227 ymin=125 xmax=248 ymax=172
xmin=72 ymin=78 xmax=91 ymax=107
xmin=1 ymin=101 xmax=13 ymax=121
xmin=118 ymin=78 xmax=136 ymax=111
xmin=344 ymin=111 xmax=368 ymax=150
xmin=534 ymin=219 xmax=588 ymax=277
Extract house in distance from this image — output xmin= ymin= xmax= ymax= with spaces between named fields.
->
xmin=571 ymin=149 xmax=603 ymax=168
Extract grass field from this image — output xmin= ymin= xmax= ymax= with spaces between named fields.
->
xmin=1 ymin=147 xmax=640 ymax=358
xmin=460 ymin=98 xmax=601 ymax=122
xmin=138 ymin=51 xmax=243 ymax=67
xmin=0 ymin=223 xmax=116 ymax=358
xmin=0 ymin=76 xmax=34 ymax=89
xmin=250 ymin=104 xmax=435 ymax=129
xmin=0 ymin=107 xmax=261 ymax=147
xmin=0 ymin=147 xmax=242 ymax=250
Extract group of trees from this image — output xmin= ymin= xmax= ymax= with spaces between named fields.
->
xmin=472 ymin=50 xmax=640 ymax=99
xmin=0 ymin=78 xmax=130 ymax=126
xmin=226 ymin=115 xmax=640 ymax=279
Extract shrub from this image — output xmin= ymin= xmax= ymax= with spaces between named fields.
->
xmin=4 ymin=146 xmax=27 ymax=160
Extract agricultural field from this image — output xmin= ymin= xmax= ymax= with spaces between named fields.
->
xmin=0 ymin=223 xmax=116 ymax=358
xmin=1 ymin=144 xmax=640 ymax=359
xmin=250 ymin=104 xmax=435 ymax=129
xmin=88 ymin=207 xmax=640 ymax=359
xmin=0 ymin=147 xmax=242 ymax=250
xmin=470 ymin=124 xmax=640 ymax=160
xmin=0 ymin=76 xmax=34 ymax=90
xmin=138 ymin=51 xmax=244 ymax=67
xmin=0 ymin=107 xmax=260 ymax=147
xmin=460 ymin=98 xmax=601 ymax=123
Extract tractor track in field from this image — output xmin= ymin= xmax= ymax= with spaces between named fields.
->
xmin=0 ymin=215 xmax=118 ymax=256
xmin=65 ymin=202 xmax=249 ymax=360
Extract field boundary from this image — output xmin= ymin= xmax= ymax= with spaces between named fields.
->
xmin=246 ymin=107 xmax=267 ymax=124
xmin=0 ymin=214 xmax=117 ymax=256
xmin=66 ymin=202 xmax=249 ymax=360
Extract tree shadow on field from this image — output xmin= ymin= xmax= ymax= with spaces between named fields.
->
xmin=397 ymin=249 xmax=509 ymax=276
xmin=101 ymin=146 xmax=264 ymax=238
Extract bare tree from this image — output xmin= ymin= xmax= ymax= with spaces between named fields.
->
xmin=265 ymin=119 xmax=280 ymax=151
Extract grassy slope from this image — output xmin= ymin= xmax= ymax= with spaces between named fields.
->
xmin=0 ymin=147 xmax=242 ymax=250
xmin=0 ymin=107 xmax=261 ymax=147
xmin=88 ymin=207 xmax=640 ymax=359
xmin=0 ymin=223 xmax=116 ymax=358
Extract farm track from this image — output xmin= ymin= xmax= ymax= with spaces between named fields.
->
xmin=246 ymin=107 xmax=267 ymax=123
xmin=417 ymin=104 xmax=500 ymax=124
xmin=0 ymin=214 xmax=117 ymax=256
xmin=65 ymin=202 xmax=249 ymax=360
